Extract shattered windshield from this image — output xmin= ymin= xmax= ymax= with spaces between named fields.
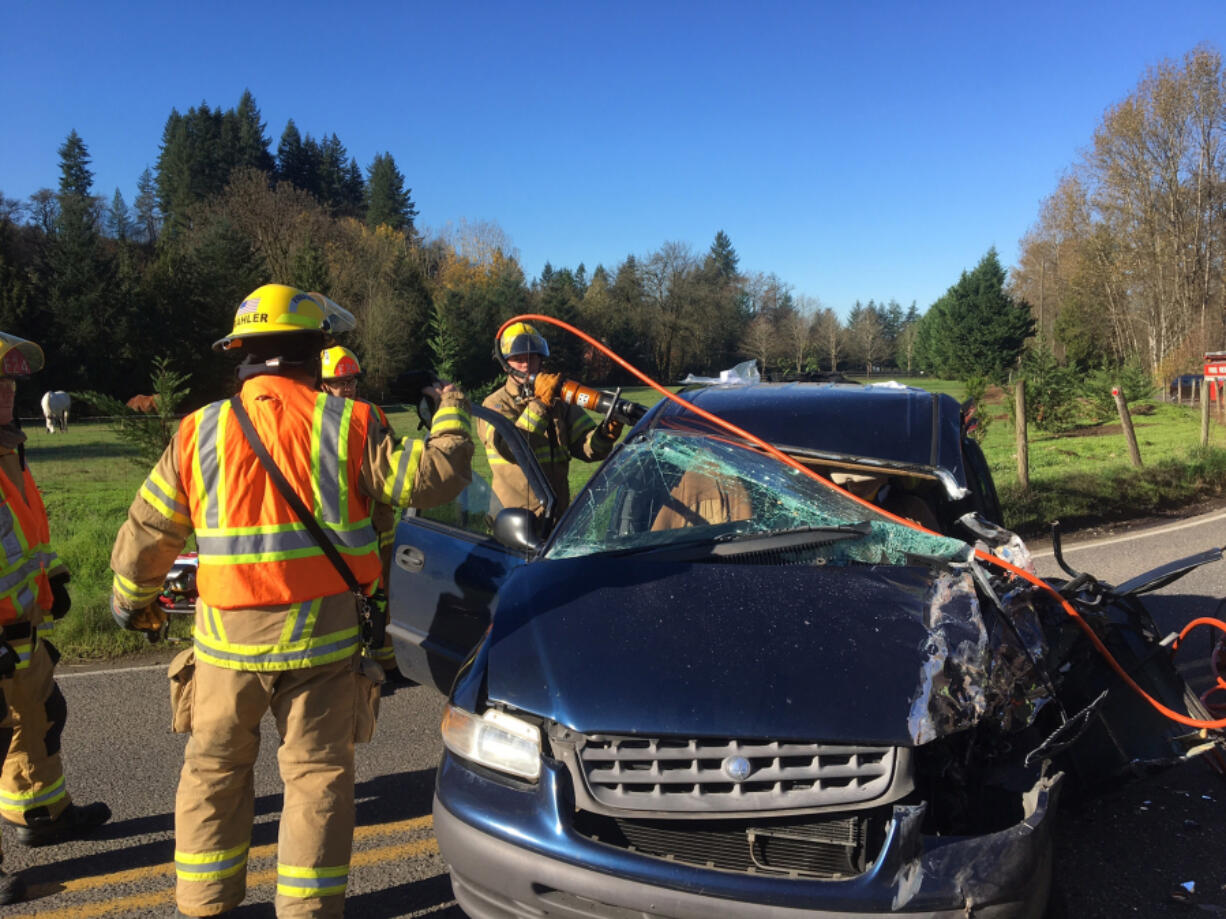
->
xmin=547 ymin=429 xmax=970 ymax=565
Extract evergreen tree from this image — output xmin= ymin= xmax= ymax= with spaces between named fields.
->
xmin=318 ymin=134 xmax=363 ymax=217
xmin=156 ymin=93 xmax=275 ymax=233
xmin=343 ymin=158 xmax=365 ymax=217
xmin=156 ymin=103 xmax=227 ymax=231
xmin=0 ymin=197 xmax=35 ymax=335
xmin=107 ymin=188 xmax=131 ymax=241
xmin=59 ymin=130 xmax=93 ymax=200
xmin=915 ymin=248 xmax=1034 ymax=381
xmin=134 ymin=167 xmax=160 ymax=245
xmin=232 ymin=89 xmax=275 ymax=173
xmin=707 ymin=230 xmax=739 ymax=279
xmin=365 ymin=153 xmax=417 ymax=235
xmin=276 ymin=120 xmax=319 ymax=194
xmin=532 ymin=264 xmax=584 ymax=372
xmin=48 ymin=130 xmax=115 ymax=391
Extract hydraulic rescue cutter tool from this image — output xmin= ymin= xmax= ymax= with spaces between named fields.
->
xmin=532 ymin=375 xmax=647 ymax=428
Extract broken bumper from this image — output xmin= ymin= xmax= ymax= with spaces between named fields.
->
xmin=433 ymin=752 xmax=1061 ymax=918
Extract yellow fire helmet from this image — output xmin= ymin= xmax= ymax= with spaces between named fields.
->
xmin=0 ymin=332 xmax=45 ymax=377
xmin=320 ymin=346 xmax=363 ymax=381
xmin=212 ymin=284 xmax=331 ymax=352
xmin=499 ymin=322 xmax=550 ymax=360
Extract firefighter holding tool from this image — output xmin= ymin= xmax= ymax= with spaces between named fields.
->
xmin=482 ymin=321 xmax=626 ymax=518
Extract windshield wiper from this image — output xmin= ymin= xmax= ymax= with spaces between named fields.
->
xmin=568 ymin=522 xmax=873 ymax=563
xmin=707 ymin=522 xmax=873 ymax=557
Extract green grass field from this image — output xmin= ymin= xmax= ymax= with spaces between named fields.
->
xmin=26 ymin=379 xmax=1226 ymax=660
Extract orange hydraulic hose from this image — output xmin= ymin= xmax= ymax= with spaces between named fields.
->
xmin=497 ymin=313 xmax=1226 ymax=731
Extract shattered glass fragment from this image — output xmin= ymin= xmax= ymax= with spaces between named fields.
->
xmin=548 ymin=430 xmax=970 ymax=564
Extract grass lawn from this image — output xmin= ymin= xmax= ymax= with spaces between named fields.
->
xmin=28 ymin=379 xmax=1226 ymax=660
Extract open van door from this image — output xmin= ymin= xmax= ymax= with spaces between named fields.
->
xmin=386 ymin=404 xmax=554 ymax=693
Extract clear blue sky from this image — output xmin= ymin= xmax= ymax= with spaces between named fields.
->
xmin=3 ymin=0 xmax=1223 ymax=317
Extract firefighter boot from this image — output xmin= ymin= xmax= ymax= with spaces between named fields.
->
xmin=0 ymin=868 xmax=25 ymax=905
xmin=16 ymin=801 xmax=111 ymax=847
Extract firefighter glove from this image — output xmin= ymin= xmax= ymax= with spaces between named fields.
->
xmin=0 ymin=641 xmax=16 ymax=678
xmin=49 ymin=572 xmax=71 ymax=620
xmin=597 ymin=419 xmax=624 ymax=443
xmin=533 ymin=372 xmax=564 ymax=406
xmin=111 ymin=599 xmax=167 ymax=641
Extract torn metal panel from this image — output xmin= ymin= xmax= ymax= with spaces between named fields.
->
xmin=890 ymin=771 xmax=1062 ymax=914
xmin=908 ymin=568 xmax=989 ymax=745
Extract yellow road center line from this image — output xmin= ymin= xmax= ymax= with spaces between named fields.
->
xmin=12 ymin=816 xmax=436 ymax=917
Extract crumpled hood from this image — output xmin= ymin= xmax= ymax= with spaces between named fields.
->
xmin=485 ymin=556 xmax=951 ymax=746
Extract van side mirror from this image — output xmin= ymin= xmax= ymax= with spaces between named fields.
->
xmin=493 ymin=508 xmax=543 ymax=553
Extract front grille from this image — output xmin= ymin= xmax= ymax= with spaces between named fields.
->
xmin=573 ymin=810 xmax=879 ymax=879
xmin=575 ymin=736 xmax=899 ymax=813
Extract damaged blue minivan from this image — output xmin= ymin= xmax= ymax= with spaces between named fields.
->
xmin=387 ymin=382 xmax=1225 ymax=918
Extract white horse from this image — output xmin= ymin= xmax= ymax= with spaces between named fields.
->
xmin=40 ymin=391 xmax=70 ymax=433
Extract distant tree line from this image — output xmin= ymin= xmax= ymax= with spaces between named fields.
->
xmin=0 ymin=90 xmax=958 ymax=416
xmin=12 ymin=46 xmax=1219 ymax=418
xmin=1012 ymin=44 xmax=1226 ymax=381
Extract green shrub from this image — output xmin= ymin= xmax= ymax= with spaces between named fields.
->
xmin=1015 ymin=347 xmax=1081 ymax=432
xmin=962 ymin=376 xmax=991 ymax=441
xmin=1081 ymin=359 xmax=1157 ymax=421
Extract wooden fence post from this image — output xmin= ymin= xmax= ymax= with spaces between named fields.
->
xmin=1015 ymin=380 xmax=1029 ymax=491
xmin=1202 ymin=379 xmax=1212 ymax=448
xmin=1114 ymin=386 xmax=1143 ymax=467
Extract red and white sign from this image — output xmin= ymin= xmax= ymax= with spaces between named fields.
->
xmin=1205 ymin=352 xmax=1226 ymax=382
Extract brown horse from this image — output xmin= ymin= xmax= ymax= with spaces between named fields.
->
xmin=126 ymin=394 xmax=159 ymax=413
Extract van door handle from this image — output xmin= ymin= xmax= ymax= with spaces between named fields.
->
xmin=395 ymin=546 xmax=425 ymax=573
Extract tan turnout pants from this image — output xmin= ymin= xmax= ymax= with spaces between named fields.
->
xmin=0 ymin=640 xmax=71 ymax=827
xmin=174 ymin=656 xmax=358 ymax=918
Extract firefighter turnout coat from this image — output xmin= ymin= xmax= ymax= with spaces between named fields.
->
xmin=110 ymin=374 xmax=473 ymax=918
xmin=481 ymin=376 xmax=614 ymax=517
xmin=0 ymin=427 xmax=77 ymax=833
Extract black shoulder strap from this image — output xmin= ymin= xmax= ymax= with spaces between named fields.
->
xmin=228 ymin=396 xmax=362 ymax=595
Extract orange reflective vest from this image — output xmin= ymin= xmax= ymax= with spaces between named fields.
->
xmin=0 ymin=462 xmax=54 ymax=627
xmin=177 ymin=375 xmax=382 ymax=609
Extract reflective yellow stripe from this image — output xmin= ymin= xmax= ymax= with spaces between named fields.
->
xmin=430 ymin=405 xmax=472 ymax=438
xmin=380 ymin=438 xmax=424 ymax=506
xmin=368 ymin=644 xmax=396 ymax=662
xmin=516 ymin=405 xmax=548 ymax=435
xmin=140 ymin=469 xmax=190 ymax=525
xmin=193 ymin=626 xmax=360 ymax=672
xmin=277 ymin=598 xmax=321 ymax=645
xmin=0 ymin=774 xmax=66 ymax=815
xmin=5 ymin=637 xmax=31 ymax=671
xmin=277 ymin=861 xmax=348 ymax=898
xmin=112 ymin=573 xmax=161 ymax=605
xmin=195 ymin=521 xmax=378 ymax=564
xmin=176 ymin=841 xmax=250 ymax=881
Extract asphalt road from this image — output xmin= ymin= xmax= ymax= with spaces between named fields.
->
xmin=1030 ymin=509 xmax=1226 ymax=919
xmin=0 ymin=510 xmax=1223 ymax=918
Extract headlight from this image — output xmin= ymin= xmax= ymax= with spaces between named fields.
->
xmin=440 ymin=704 xmax=541 ymax=781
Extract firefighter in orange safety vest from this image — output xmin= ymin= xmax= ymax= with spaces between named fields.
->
xmin=0 ymin=333 xmax=111 ymax=906
xmin=109 ymin=285 xmax=474 ymax=918
xmin=318 ymin=345 xmax=399 ymax=676
xmin=481 ymin=322 xmax=620 ymax=518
